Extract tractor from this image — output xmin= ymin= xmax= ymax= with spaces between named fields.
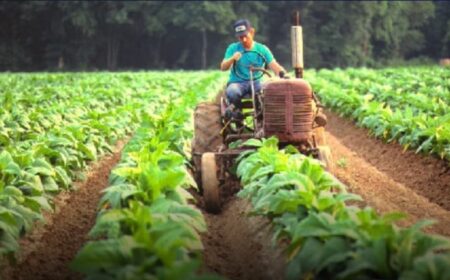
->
xmin=191 ymin=12 xmax=333 ymax=213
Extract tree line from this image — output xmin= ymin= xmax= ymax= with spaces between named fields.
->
xmin=0 ymin=1 xmax=448 ymax=71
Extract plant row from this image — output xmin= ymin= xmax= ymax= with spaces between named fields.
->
xmin=0 ymin=71 xmax=224 ymax=262
xmin=70 ymin=74 xmax=226 ymax=279
xmin=237 ymin=137 xmax=450 ymax=280
xmin=313 ymin=67 xmax=449 ymax=116
xmin=306 ymin=67 xmax=450 ymax=161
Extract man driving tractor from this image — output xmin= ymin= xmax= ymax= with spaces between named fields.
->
xmin=220 ymin=19 xmax=287 ymax=119
xmin=194 ymin=13 xmax=332 ymax=213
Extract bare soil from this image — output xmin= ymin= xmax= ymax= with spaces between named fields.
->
xmin=1 ymin=142 xmax=125 ymax=280
xmin=200 ymin=197 xmax=285 ymax=280
xmin=325 ymin=110 xmax=450 ymax=211
xmin=324 ymin=111 xmax=450 ymax=236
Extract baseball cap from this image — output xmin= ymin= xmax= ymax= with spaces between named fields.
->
xmin=233 ymin=19 xmax=251 ymax=37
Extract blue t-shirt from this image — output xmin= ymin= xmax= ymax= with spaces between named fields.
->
xmin=224 ymin=41 xmax=274 ymax=83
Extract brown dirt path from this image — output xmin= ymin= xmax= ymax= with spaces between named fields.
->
xmin=200 ymin=197 xmax=285 ymax=280
xmin=325 ymin=110 xmax=450 ymax=210
xmin=325 ymin=111 xmax=450 ymax=236
xmin=1 ymin=142 xmax=125 ymax=280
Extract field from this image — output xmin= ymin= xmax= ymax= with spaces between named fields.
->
xmin=0 ymin=68 xmax=449 ymax=279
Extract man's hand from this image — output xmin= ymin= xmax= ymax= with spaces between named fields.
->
xmin=232 ymin=52 xmax=242 ymax=62
xmin=268 ymin=61 xmax=287 ymax=78
xmin=278 ymin=70 xmax=290 ymax=79
xmin=220 ymin=52 xmax=242 ymax=71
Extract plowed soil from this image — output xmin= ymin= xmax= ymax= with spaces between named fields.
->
xmin=200 ymin=198 xmax=285 ymax=280
xmin=324 ymin=110 xmax=450 ymax=236
xmin=325 ymin=110 xmax=450 ymax=211
xmin=2 ymin=109 xmax=449 ymax=280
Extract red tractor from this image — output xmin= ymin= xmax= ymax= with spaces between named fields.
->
xmin=191 ymin=12 xmax=333 ymax=213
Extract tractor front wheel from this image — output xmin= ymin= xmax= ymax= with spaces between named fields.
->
xmin=201 ymin=152 xmax=221 ymax=214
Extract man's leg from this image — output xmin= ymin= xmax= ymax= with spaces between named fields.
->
xmin=226 ymin=82 xmax=244 ymax=107
xmin=225 ymin=83 xmax=245 ymax=120
xmin=241 ymin=80 xmax=261 ymax=99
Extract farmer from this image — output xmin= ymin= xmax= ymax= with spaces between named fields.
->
xmin=220 ymin=19 xmax=287 ymax=119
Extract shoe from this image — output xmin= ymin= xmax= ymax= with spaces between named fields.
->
xmin=233 ymin=110 xmax=244 ymax=120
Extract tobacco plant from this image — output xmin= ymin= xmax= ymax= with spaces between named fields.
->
xmin=237 ymin=137 xmax=450 ymax=280
xmin=0 ymin=71 xmax=226 ymax=263
xmin=306 ymin=66 xmax=450 ymax=162
xmin=71 ymin=73 xmax=226 ymax=279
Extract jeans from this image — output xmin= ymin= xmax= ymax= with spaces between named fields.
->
xmin=226 ymin=81 xmax=262 ymax=108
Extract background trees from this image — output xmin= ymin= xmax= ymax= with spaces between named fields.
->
xmin=0 ymin=1 xmax=448 ymax=71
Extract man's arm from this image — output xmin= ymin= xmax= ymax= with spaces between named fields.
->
xmin=268 ymin=60 xmax=287 ymax=77
xmin=220 ymin=52 xmax=241 ymax=71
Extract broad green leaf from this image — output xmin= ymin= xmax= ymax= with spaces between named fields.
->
xmin=71 ymin=236 xmax=139 ymax=273
xmin=29 ymin=158 xmax=55 ymax=176
xmin=78 ymin=142 xmax=97 ymax=161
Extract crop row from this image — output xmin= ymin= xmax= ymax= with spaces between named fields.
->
xmin=70 ymin=74 xmax=226 ymax=278
xmin=306 ymin=67 xmax=450 ymax=161
xmin=237 ymin=137 xmax=450 ymax=279
xmin=0 ymin=71 xmax=225 ymax=261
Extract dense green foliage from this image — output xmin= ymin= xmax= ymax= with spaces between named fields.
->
xmin=237 ymin=137 xmax=450 ymax=280
xmin=71 ymin=73 xmax=225 ymax=279
xmin=0 ymin=1 xmax=448 ymax=71
xmin=0 ymin=71 xmax=226 ymax=262
xmin=307 ymin=66 xmax=450 ymax=161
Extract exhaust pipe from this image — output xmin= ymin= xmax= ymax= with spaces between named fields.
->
xmin=291 ymin=11 xmax=303 ymax=78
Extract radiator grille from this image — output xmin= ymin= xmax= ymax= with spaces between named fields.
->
xmin=263 ymin=80 xmax=313 ymax=141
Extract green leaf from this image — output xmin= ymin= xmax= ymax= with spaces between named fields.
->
xmin=43 ymin=176 xmax=59 ymax=192
xmin=29 ymin=158 xmax=55 ymax=176
xmin=78 ymin=142 xmax=97 ymax=161
xmin=0 ymin=151 xmax=21 ymax=176
xmin=242 ymin=138 xmax=263 ymax=147
xmin=399 ymin=254 xmax=450 ymax=280
xmin=287 ymin=237 xmax=323 ymax=280
xmin=71 ymin=236 xmax=139 ymax=273
xmin=0 ymin=131 xmax=11 ymax=146
xmin=54 ymin=166 xmax=71 ymax=189
xmin=3 ymin=186 xmax=23 ymax=198
xmin=292 ymin=212 xmax=334 ymax=240
xmin=316 ymin=237 xmax=352 ymax=273
xmin=25 ymin=196 xmax=53 ymax=212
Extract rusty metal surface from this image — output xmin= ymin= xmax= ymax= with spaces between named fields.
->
xmin=263 ymin=79 xmax=313 ymax=142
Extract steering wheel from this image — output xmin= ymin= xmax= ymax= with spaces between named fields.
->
xmin=232 ymin=50 xmax=271 ymax=81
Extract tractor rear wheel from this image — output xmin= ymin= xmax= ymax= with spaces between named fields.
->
xmin=201 ymin=152 xmax=221 ymax=213
xmin=317 ymin=145 xmax=334 ymax=172
xmin=192 ymin=102 xmax=222 ymax=154
xmin=192 ymin=102 xmax=223 ymax=193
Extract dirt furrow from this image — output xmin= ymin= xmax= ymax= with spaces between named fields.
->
xmin=324 ymin=111 xmax=450 ymax=236
xmin=200 ymin=198 xmax=285 ymax=280
xmin=325 ymin=110 xmax=450 ymax=210
xmin=1 ymin=142 xmax=125 ymax=280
